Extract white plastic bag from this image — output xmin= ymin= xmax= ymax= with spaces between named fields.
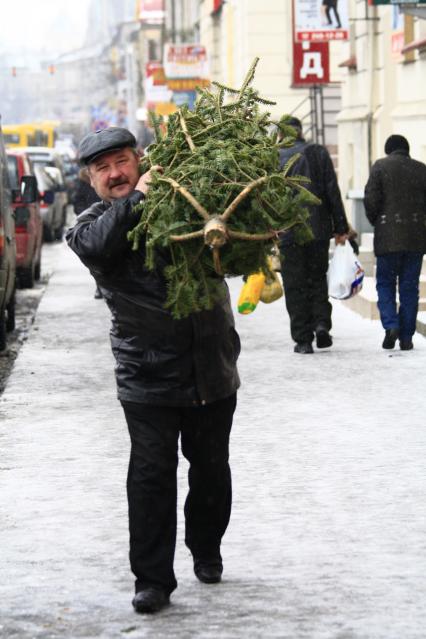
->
xmin=327 ymin=243 xmax=365 ymax=300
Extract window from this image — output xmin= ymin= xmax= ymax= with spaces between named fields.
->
xmin=4 ymin=134 xmax=20 ymax=145
xmin=6 ymin=156 xmax=19 ymax=189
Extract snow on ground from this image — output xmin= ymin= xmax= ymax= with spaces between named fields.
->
xmin=0 ymin=245 xmax=425 ymax=638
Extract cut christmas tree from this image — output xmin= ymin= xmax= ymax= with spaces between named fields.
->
xmin=128 ymin=57 xmax=318 ymax=319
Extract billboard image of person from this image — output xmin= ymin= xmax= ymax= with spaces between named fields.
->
xmin=321 ymin=1 xmax=341 ymax=29
xmin=294 ymin=0 xmax=349 ymax=42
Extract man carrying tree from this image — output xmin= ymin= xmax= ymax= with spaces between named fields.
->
xmin=66 ymin=127 xmax=240 ymax=614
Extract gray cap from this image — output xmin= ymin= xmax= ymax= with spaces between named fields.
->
xmin=78 ymin=127 xmax=137 ymax=165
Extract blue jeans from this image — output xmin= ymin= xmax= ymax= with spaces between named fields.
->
xmin=376 ymin=252 xmax=424 ymax=339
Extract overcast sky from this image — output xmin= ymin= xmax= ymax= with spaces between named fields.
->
xmin=0 ymin=0 xmax=91 ymax=57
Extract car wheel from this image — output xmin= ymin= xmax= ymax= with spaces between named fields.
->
xmin=6 ymin=289 xmax=16 ymax=332
xmin=43 ymin=224 xmax=54 ymax=243
xmin=20 ymin=263 xmax=35 ymax=289
xmin=55 ymin=225 xmax=64 ymax=241
xmin=34 ymin=258 xmax=41 ymax=281
xmin=0 ymin=308 xmax=6 ymax=351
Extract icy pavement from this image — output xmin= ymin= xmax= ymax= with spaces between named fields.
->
xmin=1 ymin=241 xmax=426 ymax=639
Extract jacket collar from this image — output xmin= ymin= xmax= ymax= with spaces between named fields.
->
xmin=389 ymin=149 xmax=409 ymax=158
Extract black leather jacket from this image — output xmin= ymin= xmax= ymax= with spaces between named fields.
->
xmin=66 ymin=191 xmax=240 ymax=406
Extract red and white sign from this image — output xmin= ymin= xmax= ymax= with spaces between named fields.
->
xmin=164 ymin=44 xmax=209 ymax=80
xmin=137 ymin=0 xmax=165 ymax=25
xmin=144 ymin=62 xmax=172 ymax=111
xmin=293 ymin=41 xmax=330 ymax=85
xmin=294 ymin=0 xmax=349 ymax=42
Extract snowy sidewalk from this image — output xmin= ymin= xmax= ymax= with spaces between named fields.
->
xmin=1 ymin=240 xmax=426 ymax=639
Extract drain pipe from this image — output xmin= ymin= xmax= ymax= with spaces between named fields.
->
xmin=366 ymin=0 xmax=377 ymax=171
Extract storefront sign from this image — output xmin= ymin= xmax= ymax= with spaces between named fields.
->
xmin=166 ymin=78 xmax=210 ymax=91
xmin=164 ymin=44 xmax=209 ymax=79
xmin=294 ymin=0 xmax=349 ymax=42
xmin=144 ymin=62 xmax=173 ymax=113
xmin=293 ymin=41 xmax=330 ymax=85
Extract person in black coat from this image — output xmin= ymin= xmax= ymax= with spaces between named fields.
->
xmin=278 ymin=117 xmax=349 ymax=354
xmin=66 ymin=127 xmax=240 ymax=614
xmin=364 ymin=134 xmax=426 ymax=350
xmin=72 ymin=167 xmax=100 ymax=215
xmin=71 ymin=168 xmax=103 ymax=298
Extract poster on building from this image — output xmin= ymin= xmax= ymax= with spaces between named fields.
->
xmin=136 ymin=0 xmax=165 ymax=25
xmin=163 ymin=44 xmax=209 ymax=80
xmin=293 ymin=41 xmax=330 ymax=85
xmin=294 ymin=0 xmax=349 ymax=42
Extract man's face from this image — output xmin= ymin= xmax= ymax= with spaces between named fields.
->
xmin=88 ymin=147 xmax=140 ymax=201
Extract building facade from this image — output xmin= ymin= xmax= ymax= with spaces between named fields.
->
xmin=337 ymin=0 xmax=426 ymax=229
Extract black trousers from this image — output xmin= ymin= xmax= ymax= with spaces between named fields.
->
xmin=281 ymin=240 xmax=331 ymax=344
xmin=121 ymin=394 xmax=236 ymax=594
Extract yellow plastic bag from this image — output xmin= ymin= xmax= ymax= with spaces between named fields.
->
xmin=260 ymin=271 xmax=284 ymax=304
xmin=237 ymin=273 xmax=266 ymax=314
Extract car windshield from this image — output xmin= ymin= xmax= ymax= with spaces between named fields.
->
xmin=6 ymin=155 xmax=19 ymax=189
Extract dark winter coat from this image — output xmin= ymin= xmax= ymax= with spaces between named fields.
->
xmin=66 ymin=192 xmax=241 ymax=406
xmin=364 ymin=149 xmax=426 ymax=256
xmin=279 ymin=139 xmax=349 ymax=242
xmin=72 ymin=178 xmax=100 ymax=215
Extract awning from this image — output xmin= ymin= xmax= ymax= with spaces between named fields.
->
xmin=338 ymin=55 xmax=357 ymax=70
xmin=401 ymin=37 xmax=426 ymax=54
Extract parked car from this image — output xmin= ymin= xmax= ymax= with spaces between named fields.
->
xmin=0 ymin=125 xmax=38 ymax=350
xmin=21 ymin=146 xmax=68 ymax=241
xmin=33 ymin=164 xmax=63 ymax=242
xmin=6 ymin=149 xmax=43 ymax=288
xmin=60 ymin=154 xmax=79 ymax=201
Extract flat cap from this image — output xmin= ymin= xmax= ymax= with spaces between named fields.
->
xmin=78 ymin=127 xmax=137 ymax=165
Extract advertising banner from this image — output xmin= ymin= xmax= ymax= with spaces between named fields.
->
xmin=164 ymin=44 xmax=209 ymax=79
xmin=137 ymin=0 xmax=165 ymax=25
xmin=293 ymin=41 xmax=330 ymax=85
xmin=294 ymin=0 xmax=349 ymax=42
xmin=144 ymin=62 xmax=174 ymax=114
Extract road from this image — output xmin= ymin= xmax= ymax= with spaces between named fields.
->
xmin=1 ymin=239 xmax=426 ymax=638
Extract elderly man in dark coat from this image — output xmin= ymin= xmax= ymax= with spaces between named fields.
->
xmin=364 ymin=134 xmax=426 ymax=350
xmin=66 ymin=127 xmax=240 ymax=614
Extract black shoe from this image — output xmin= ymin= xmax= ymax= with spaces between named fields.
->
xmin=382 ymin=328 xmax=399 ymax=350
xmin=132 ymin=587 xmax=169 ymax=614
xmin=294 ymin=342 xmax=314 ymax=354
xmin=194 ymin=558 xmax=223 ymax=584
xmin=315 ymin=325 xmax=333 ymax=349
xmin=400 ymin=339 xmax=413 ymax=351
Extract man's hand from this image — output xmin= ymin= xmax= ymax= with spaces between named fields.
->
xmin=135 ymin=165 xmax=163 ymax=195
xmin=334 ymin=233 xmax=348 ymax=245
